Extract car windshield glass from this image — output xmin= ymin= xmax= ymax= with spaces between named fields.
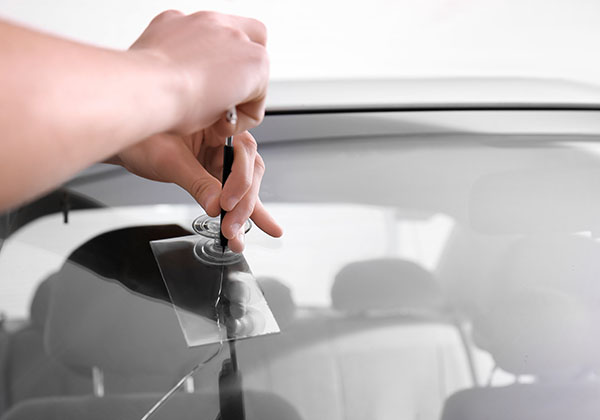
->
xmin=2 ymin=110 xmax=600 ymax=419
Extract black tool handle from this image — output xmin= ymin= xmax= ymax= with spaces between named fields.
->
xmin=218 ymin=359 xmax=245 ymax=420
xmin=220 ymin=142 xmax=234 ymax=249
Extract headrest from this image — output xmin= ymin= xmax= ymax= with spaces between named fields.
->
xmin=331 ymin=258 xmax=443 ymax=314
xmin=30 ymin=274 xmax=55 ymax=330
xmin=478 ymin=287 xmax=595 ymax=377
xmin=45 ymin=225 xmax=212 ymax=376
xmin=257 ymin=277 xmax=296 ymax=328
xmin=489 ymin=235 xmax=600 ymax=307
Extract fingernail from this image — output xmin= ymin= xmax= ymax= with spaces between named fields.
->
xmin=230 ymin=223 xmax=241 ymax=236
xmin=237 ymin=231 xmax=245 ymax=246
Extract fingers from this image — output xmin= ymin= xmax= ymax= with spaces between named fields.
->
xmin=169 ymin=143 xmax=222 ymax=217
xmin=224 ymin=198 xmax=283 ymax=252
xmin=158 ymin=11 xmax=266 ymax=46
xmin=227 ymin=233 xmax=245 ymax=254
xmin=207 ymin=13 xmax=267 ymax=46
xmin=208 ymin=72 xmax=268 ymax=139
xmin=236 ymin=17 xmax=267 ymax=46
xmin=151 ymin=9 xmax=184 ymax=24
xmin=250 ymin=199 xmax=284 ymax=238
xmin=214 ymin=131 xmax=282 ymax=251
xmin=221 ymin=155 xmax=262 ymax=238
xmin=221 ymin=132 xmax=258 ymax=211
xmin=132 ymin=9 xmax=269 ymax=136
xmin=210 ymin=97 xmax=267 ymax=139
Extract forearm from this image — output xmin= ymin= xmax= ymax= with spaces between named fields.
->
xmin=0 ymin=20 xmax=181 ymax=210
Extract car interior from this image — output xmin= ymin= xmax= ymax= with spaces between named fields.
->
xmin=1 ymin=110 xmax=600 ymax=420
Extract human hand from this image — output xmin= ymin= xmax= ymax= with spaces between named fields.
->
xmin=129 ymin=10 xmax=269 ymax=136
xmin=113 ymin=128 xmax=282 ymax=252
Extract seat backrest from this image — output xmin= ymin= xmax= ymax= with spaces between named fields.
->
xmin=0 ymin=391 xmax=302 ymax=420
xmin=44 ymin=230 xmax=213 ymax=392
xmin=442 ymin=383 xmax=600 ymax=420
xmin=1 ymin=225 xmax=304 ymax=420
xmin=443 ymin=287 xmax=599 ymax=420
xmin=331 ymin=258 xmax=445 ymax=315
xmin=234 ymin=259 xmax=473 ymax=420
xmin=443 ymin=235 xmax=600 ymax=420
xmin=6 ymin=276 xmax=91 ymax=409
xmin=329 ymin=258 xmax=472 ymax=420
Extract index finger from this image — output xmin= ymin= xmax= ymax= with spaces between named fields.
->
xmin=221 ymin=131 xmax=257 ymax=211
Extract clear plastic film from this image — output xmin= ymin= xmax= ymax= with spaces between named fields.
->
xmin=149 ymin=215 xmax=280 ymax=347
xmin=141 ymin=216 xmax=280 ymax=419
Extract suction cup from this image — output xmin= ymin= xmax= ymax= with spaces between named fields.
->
xmin=192 ymin=215 xmax=252 ymax=266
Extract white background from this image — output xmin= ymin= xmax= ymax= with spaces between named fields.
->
xmin=1 ymin=0 xmax=600 ymax=84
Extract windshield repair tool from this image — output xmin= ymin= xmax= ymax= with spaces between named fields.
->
xmin=218 ymin=107 xmax=245 ymax=420
xmin=145 ymin=108 xmax=279 ymax=420
xmin=221 ymin=106 xmax=237 ymax=250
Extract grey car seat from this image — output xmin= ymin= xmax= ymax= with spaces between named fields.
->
xmin=5 ymin=275 xmax=91 ymax=408
xmin=232 ymin=258 xmax=473 ymax=420
xmin=442 ymin=287 xmax=599 ymax=420
xmin=327 ymin=258 xmax=473 ymax=420
xmin=442 ymin=235 xmax=600 ymax=420
xmin=1 ymin=391 xmax=302 ymax=420
xmin=1 ymin=226 xmax=303 ymax=420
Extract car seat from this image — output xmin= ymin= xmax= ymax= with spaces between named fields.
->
xmin=232 ymin=258 xmax=473 ymax=420
xmin=5 ymin=275 xmax=91 ymax=409
xmin=328 ymin=258 xmax=473 ymax=420
xmin=0 ymin=391 xmax=302 ymax=420
xmin=0 ymin=226 xmax=303 ymax=420
xmin=442 ymin=287 xmax=599 ymax=420
xmin=442 ymin=234 xmax=600 ymax=420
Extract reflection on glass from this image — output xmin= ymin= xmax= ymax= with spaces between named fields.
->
xmin=7 ymin=123 xmax=600 ymax=420
xmin=150 ymin=216 xmax=279 ymax=348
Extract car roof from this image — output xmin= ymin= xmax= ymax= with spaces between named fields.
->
xmin=266 ymin=78 xmax=600 ymax=112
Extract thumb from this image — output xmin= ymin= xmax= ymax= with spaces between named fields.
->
xmin=170 ymin=149 xmax=222 ymax=216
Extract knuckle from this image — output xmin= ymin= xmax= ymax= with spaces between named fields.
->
xmin=234 ymin=199 xmax=254 ymax=220
xmin=249 ymin=18 xmax=268 ymax=41
xmin=255 ymin=154 xmax=266 ymax=176
xmin=189 ymin=178 xmax=212 ymax=203
xmin=239 ymin=174 xmax=253 ymax=192
xmin=257 ymin=19 xmax=267 ymax=37
xmin=193 ymin=10 xmax=219 ymax=21
xmin=226 ymin=26 xmax=247 ymax=41
xmin=242 ymin=134 xmax=258 ymax=153
xmin=255 ymin=108 xmax=266 ymax=125
xmin=151 ymin=9 xmax=181 ymax=24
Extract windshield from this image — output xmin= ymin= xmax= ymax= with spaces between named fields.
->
xmin=1 ymin=0 xmax=600 ymax=88
xmin=2 ymin=110 xmax=600 ymax=419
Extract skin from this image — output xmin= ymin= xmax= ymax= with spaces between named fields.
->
xmin=0 ymin=10 xmax=283 ymax=252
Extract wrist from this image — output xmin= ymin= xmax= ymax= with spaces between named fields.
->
xmin=124 ymin=48 xmax=188 ymax=135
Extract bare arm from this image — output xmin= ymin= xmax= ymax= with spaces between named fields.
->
xmin=0 ymin=20 xmax=176 ymax=207
xmin=0 ymin=11 xmax=280 ymax=248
